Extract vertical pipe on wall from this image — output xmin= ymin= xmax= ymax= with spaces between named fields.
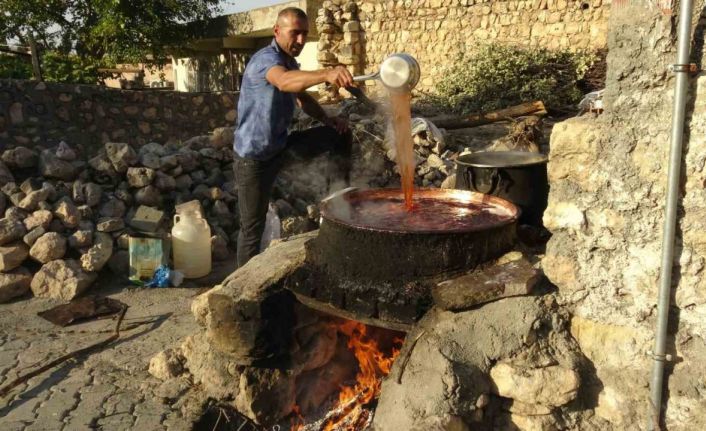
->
xmin=650 ymin=0 xmax=694 ymax=428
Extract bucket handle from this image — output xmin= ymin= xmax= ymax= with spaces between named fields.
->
xmin=467 ymin=168 xmax=501 ymax=195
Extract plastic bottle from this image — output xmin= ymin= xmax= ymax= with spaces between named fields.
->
xmin=260 ymin=203 xmax=281 ymax=251
xmin=172 ymin=212 xmax=212 ymax=279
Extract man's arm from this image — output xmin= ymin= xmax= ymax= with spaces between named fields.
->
xmin=266 ymin=65 xmax=353 ymax=93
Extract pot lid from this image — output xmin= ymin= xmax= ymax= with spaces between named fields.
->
xmin=456 ymin=151 xmax=548 ymax=168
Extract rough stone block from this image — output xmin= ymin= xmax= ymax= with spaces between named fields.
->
xmin=433 ymin=257 xmax=542 ymax=311
xmin=31 ymin=259 xmax=97 ymax=300
xmin=0 ymin=267 xmax=32 ymax=302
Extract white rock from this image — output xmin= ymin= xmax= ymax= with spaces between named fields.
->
xmin=490 ymin=363 xmax=580 ymax=407
xmin=0 ymin=243 xmax=29 ymax=272
xmin=31 ymin=259 xmax=97 ymax=300
xmin=30 ymin=232 xmax=67 ymax=264
xmin=80 ymin=232 xmax=113 ymax=272
xmin=148 ymin=349 xmax=185 ymax=380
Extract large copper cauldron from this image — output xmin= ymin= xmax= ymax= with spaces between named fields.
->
xmin=309 ymin=188 xmax=519 ymax=282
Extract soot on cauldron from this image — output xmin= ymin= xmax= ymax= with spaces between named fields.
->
xmin=286 ymin=188 xmax=520 ymax=328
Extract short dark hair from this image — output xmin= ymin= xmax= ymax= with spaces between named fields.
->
xmin=277 ymin=7 xmax=308 ymax=22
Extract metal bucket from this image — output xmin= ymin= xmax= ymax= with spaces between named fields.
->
xmin=455 ymin=151 xmax=549 ymax=226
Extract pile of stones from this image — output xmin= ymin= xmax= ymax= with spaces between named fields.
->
xmin=0 ymin=130 xmax=246 ymax=303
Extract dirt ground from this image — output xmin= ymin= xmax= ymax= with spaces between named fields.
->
xmin=0 ymin=258 xmax=236 ymax=431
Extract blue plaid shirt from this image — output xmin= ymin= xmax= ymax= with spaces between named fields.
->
xmin=234 ymin=39 xmax=300 ymax=160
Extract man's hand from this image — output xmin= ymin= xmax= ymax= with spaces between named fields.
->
xmin=326 ymin=116 xmax=349 ymax=134
xmin=325 ymin=66 xmax=354 ymax=88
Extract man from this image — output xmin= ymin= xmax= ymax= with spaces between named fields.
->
xmin=234 ymin=7 xmax=354 ymax=267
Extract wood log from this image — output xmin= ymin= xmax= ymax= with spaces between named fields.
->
xmin=430 ymin=101 xmax=547 ymax=130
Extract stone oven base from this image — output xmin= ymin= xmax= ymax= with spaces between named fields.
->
xmin=167 ymin=230 xmax=602 ymax=430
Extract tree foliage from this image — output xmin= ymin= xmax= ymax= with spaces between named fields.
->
xmin=0 ymin=0 xmax=220 ymax=81
xmin=427 ymin=44 xmax=596 ymax=114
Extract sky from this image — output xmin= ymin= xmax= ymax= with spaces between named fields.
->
xmin=219 ymin=0 xmax=291 ymax=14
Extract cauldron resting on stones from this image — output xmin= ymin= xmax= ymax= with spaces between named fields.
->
xmin=286 ymin=188 xmax=520 ymax=329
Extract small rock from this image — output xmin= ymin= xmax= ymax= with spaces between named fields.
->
xmin=440 ymin=174 xmax=456 ymax=189
xmin=84 ymin=183 xmax=102 ymax=207
xmin=5 ymin=207 xmax=28 ymax=222
xmin=69 ymin=230 xmax=93 ymax=249
xmin=282 ymin=216 xmax=313 ymax=237
xmin=30 ymin=232 xmax=67 ymax=264
xmin=207 ymin=187 xmax=224 ymax=201
xmin=148 ymin=349 xmax=185 ymax=380
xmin=9 ymin=191 xmax=25 ymax=207
xmin=174 ymin=174 xmax=193 ymax=190
xmin=2 ymin=146 xmax=37 ymax=168
xmin=99 ymin=199 xmax=127 ymax=218
xmin=96 ymin=217 xmax=125 ymax=232
xmin=0 ymin=218 xmax=27 ymax=246
xmin=24 ymin=210 xmax=53 ymax=231
xmin=140 ymin=152 xmax=162 ymax=170
xmin=134 ymin=185 xmax=162 ymax=207
xmin=490 ymin=363 xmax=580 ymax=407
xmin=0 ymin=243 xmax=29 ymax=271
xmin=160 ymin=154 xmax=180 ymax=170
xmin=0 ymin=161 xmax=15 ymax=184
xmin=108 ymin=250 xmax=129 ymax=275
xmin=211 ymin=235 xmax=229 ymax=261
xmin=30 ymin=259 xmax=97 ymax=300
xmin=105 ymin=142 xmax=138 ymax=173
xmin=127 ymin=167 xmax=156 ymax=188
xmin=0 ymin=267 xmax=32 ymax=303
xmin=116 ymin=233 xmax=130 ymax=250
xmin=54 ymin=197 xmax=81 ymax=228
xmin=275 ymin=199 xmax=295 ymax=218
xmin=154 ymin=171 xmax=176 ymax=191
xmin=77 ymin=205 xmax=93 ymax=219
xmin=38 ymin=149 xmax=76 ymax=181
xmin=81 ymin=232 xmax=113 ymax=272
xmin=55 ymin=141 xmax=77 ymax=161
xmin=138 ymin=142 xmax=167 ymax=158
xmin=23 ymin=226 xmax=46 ymax=246
xmin=19 ymin=178 xmax=43 ymax=194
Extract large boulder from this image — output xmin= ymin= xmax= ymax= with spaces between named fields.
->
xmin=30 ymin=232 xmax=67 ymax=263
xmin=30 ymin=259 xmax=97 ymax=300
xmin=0 ymin=267 xmax=32 ymax=303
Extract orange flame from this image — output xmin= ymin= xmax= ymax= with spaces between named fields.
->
xmin=322 ymin=321 xmax=403 ymax=431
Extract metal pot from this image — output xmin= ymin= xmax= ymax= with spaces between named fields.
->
xmin=353 ymin=53 xmax=421 ymax=91
xmin=455 ymin=151 xmax=549 ymax=226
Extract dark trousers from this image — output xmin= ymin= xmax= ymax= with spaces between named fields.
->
xmin=234 ymin=126 xmax=352 ymax=267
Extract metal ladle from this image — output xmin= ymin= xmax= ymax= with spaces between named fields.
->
xmin=352 ymin=53 xmax=420 ymax=91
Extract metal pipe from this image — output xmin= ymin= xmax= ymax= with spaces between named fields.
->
xmin=650 ymin=0 xmax=695 ymax=428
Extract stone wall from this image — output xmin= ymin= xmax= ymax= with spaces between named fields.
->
xmin=543 ymin=2 xmax=706 ymax=430
xmin=317 ymin=0 xmax=609 ymax=92
xmin=0 ymin=80 xmax=237 ymax=151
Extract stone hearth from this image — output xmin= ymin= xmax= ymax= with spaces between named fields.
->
xmin=150 ymin=230 xmax=592 ymax=430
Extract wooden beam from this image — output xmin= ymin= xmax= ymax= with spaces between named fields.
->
xmin=28 ymin=37 xmax=43 ymax=81
xmin=430 ymin=101 xmax=548 ymax=130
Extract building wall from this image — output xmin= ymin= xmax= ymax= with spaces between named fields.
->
xmin=317 ymin=0 xmax=610 ymax=92
xmin=542 ymin=2 xmax=706 ymax=429
xmin=0 ymin=80 xmax=237 ymax=151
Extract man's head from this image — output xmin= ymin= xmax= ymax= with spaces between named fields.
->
xmin=274 ymin=7 xmax=309 ymax=57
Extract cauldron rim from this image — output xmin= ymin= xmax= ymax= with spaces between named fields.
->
xmin=319 ymin=187 xmax=520 ymax=234
xmin=456 ymin=151 xmax=548 ymax=169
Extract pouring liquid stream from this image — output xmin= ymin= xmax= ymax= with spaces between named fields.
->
xmin=389 ymin=91 xmax=415 ymax=210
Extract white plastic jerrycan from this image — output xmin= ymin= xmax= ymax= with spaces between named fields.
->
xmin=172 ymin=212 xmax=212 ymax=279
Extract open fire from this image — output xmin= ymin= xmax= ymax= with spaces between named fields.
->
xmin=293 ymin=320 xmax=404 ymax=431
